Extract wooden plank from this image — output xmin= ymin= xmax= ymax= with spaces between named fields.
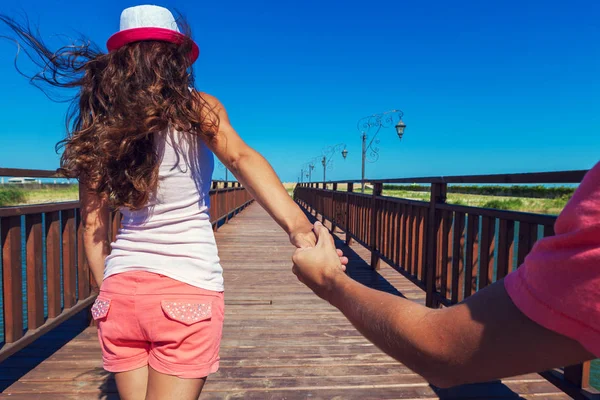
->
xmin=425 ymin=183 xmax=447 ymax=307
xmin=389 ymin=202 xmax=395 ymax=263
xmin=1 ymin=215 xmax=23 ymax=343
xmin=406 ymin=204 xmax=414 ymax=276
xmin=45 ymin=211 xmax=62 ymax=318
xmin=386 ymin=201 xmax=393 ymax=261
xmin=397 ymin=204 xmax=405 ymax=268
xmin=331 ymin=183 xmax=338 ymax=232
xmin=345 ymin=184 xmax=354 ymax=245
xmin=564 ymin=362 xmax=591 ymax=391
xmin=367 ymin=169 xmax=586 ymax=185
xmin=0 ymin=201 xmax=79 ymax=218
xmin=0 ymin=168 xmax=62 ymax=178
xmin=76 ymin=210 xmax=90 ymax=300
xmin=517 ymin=222 xmax=532 ymax=267
xmin=417 ymin=207 xmax=425 ymax=282
xmin=464 ymin=213 xmax=479 ymax=298
xmin=26 ymin=214 xmax=45 ymax=330
xmin=370 ymin=183 xmax=382 ymax=270
xmin=479 ymin=216 xmax=496 ymax=289
xmin=62 ymin=209 xmax=76 ymax=309
xmin=392 ymin=202 xmax=399 ymax=266
xmin=439 ymin=211 xmax=452 ymax=299
xmin=452 ymin=212 xmax=466 ymax=303
xmin=496 ymin=219 xmax=515 ymax=279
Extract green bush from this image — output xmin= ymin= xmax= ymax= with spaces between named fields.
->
xmin=449 ymin=199 xmax=467 ymax=206
xmin=0 ymin=188 xmax=26 ymax=206
xmin=482 ymin=198 xmax=524 ymax=210
xmin=383 ymin=184 xmax=576 ymax=199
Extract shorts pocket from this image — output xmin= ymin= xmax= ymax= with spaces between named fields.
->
xmin=161 ymin=301 xmax=212 ymax=326
xmin=91 ymin=297 xmax=111 ymax=320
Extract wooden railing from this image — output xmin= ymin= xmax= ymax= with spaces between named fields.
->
xmin=0 ymin=168 xmax=252 ymax=363
xmin=294 ymin=170 xmax=597 ymax=399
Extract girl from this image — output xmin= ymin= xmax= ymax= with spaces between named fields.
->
xmin=1 ymin=5 xmax=346 ymax=400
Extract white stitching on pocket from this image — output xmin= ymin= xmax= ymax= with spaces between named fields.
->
xmin=161 ymin=301 xmax=212 ymax=325
xmin=91 ymin=298 xmax=111 ymax=320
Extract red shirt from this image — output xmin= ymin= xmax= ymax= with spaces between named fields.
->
xmin=505 ymin=162 xmax=600 ymax=356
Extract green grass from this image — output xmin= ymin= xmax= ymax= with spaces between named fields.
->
xmin=0 ymin=185 xmax=79 ymax=206
xmin=1 ymin=182 xmax=571 ymax=215
xmin=0 ymin=188 xmax=27 ymax=206
xmin=481 ymin=198 xmax=524 ymax=210
xmin=364 ymin=187 xmax=567 ymax=214
xmin=383 ymin=184 xmax=576 ymax=199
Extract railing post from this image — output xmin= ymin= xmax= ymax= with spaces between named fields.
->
xmin=345 ymin=183 xmax=354 ymax=245
xmin=564 ymin=362 xmax=591 ymax=391
xmin=370 ymin=183 xmax=383 ymax=270
xmin=331 ymin=183 xmax=338 ymax=233
xmin=213 ymin=186 xmax=220 ymax=232
xmin=224 ymin=182 xmax=230 ymax=223
xmin=425 ymin=182 xmax=447 ymax=308
xmin=2 ymin=215 xmax=23 ymax=343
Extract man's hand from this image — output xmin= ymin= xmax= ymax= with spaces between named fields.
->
xmin=290 ymin=225 xmax=349 ymax=266
xmin=292 ymin=222 xmax=349 ymax=300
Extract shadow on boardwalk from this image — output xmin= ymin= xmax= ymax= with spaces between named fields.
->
xmin=301 ymin=207 xmax=530 ymax=399
xmin=0 ymin=310 xmax=115 ymax=399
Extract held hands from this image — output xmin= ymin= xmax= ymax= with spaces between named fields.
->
xmin=289 ymin=230 xmax=317 ymax=248
xmin=289 ymin=222 xmax=348 ymax=268
xmin=292 ymin=222 xmax=349 ymax=300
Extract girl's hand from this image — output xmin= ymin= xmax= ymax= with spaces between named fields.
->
xmin=290 ymin=227 xmax=349 ymax=266
xmin=290 ymin=230 xmax=317 ymax=248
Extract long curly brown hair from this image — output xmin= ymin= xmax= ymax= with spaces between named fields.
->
xmin=0 ymin=14 xmax=217 ymax=210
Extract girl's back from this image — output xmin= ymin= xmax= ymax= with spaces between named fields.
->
xmin=105 ymin=130 xmax=224 ymax=291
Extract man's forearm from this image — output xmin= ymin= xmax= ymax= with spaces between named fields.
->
xmin=321 ymin=274 xmax=594 ymax=388
xmin=324 ymin=274 xmax=449 ymax=385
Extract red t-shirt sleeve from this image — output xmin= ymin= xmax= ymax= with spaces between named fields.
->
xmin=504 ymin=162 xmax=600 ymax=357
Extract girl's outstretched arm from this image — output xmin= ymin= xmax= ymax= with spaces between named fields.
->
xmin=199 ymin=92 xmax=317 ymax=249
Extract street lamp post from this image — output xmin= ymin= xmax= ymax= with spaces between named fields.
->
xmin=217 ymin=161 xmax=230 ymax=182
xmin=308 ymin=162 xmax=315 ymax=182
xmin=320 ymin=143 xmax=348 ymax=182
xmin=357 ymin=110 xmax=406 ymax=193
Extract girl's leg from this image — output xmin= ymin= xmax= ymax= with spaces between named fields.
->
xmin=145 ymin=366 xmax=206 ymax=400
xmin=114 ymin=365 xmax=149 ymax=400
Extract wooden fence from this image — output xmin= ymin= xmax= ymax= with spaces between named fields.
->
xmin=0 ymin=168 xmax=252 ymax=363
xmin=294 ymin=169 xmax=596 ymax=399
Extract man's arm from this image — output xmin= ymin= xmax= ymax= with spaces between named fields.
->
xmin=292 ymin=222 xmax=595 ymax=388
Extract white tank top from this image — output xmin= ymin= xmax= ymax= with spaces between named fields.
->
xmin=104 ymin=130 xmax=224 ymax=292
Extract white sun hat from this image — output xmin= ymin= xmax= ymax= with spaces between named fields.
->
xmin=106 ymin=5 xmax=199 ymax=63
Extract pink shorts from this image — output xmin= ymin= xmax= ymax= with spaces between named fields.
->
xmin=92 ymin=271 xmax=224 ymax=378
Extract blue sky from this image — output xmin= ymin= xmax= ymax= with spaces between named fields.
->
xmin=0 ymin=0 xmax=598 ymax=182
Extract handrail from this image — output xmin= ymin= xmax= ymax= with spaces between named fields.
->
xmin=0 ymin=168 xmax=252 ymax=363
xmin=306 ymin=169 xmax=587 ymax=185
xmin=0 ymin=167 xmax=239 ymax=185
xmin=294 ymin=169 xmax=596 ymax=398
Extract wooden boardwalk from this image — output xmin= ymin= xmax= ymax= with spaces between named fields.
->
xmin=0 ymin=203 xmax=569 ymax=399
